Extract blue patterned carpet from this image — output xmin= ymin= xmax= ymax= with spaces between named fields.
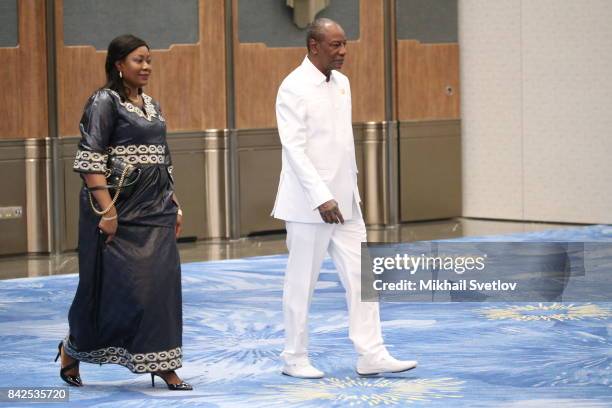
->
xmin=0 ymin=225 xmax=611 ymax=407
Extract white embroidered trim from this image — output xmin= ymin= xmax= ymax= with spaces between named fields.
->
xmin=74 ymin=144 xmax=170 ymax=173
xmin=106 ymin=89 xmax=165 ymax=122
xmin=108 ymin=144 xmax=168 ymax=165
xmin=63 ymin=338 xmax=182 ymax=374
xmin=125 ymin=154 xmax=165 ymax=165
xmin=108 ymin=144 xmax=166 ymax=155
xmin=73 ymin=149 xmax=109 ymax=173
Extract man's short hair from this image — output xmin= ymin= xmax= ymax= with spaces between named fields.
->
xmin=306 ymin=18 xmax=336 ymax=52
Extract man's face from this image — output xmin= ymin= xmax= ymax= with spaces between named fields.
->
xmin=311 ymin=23 xmax=347 ymax=73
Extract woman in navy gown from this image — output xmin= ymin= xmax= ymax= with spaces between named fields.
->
xmin=55 ymin=34 xmax=192 ymax=391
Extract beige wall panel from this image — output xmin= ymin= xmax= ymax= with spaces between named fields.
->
xmin=461 ymin=0 xmax=612 ymax=224
xmin=0 ymin=0 xmax=48 ymax=139
xmin=521 ymin=0 xmax=612 ymax=224
xmin=56 ymin=0 xmax=226 ymax=137
xmin=234 ymin=0 xmax=384 ymax=129
xmin=396 ymin=40 xmax=460 ymax=121
xmin=459 ymin=0 xmax=524 ymax=220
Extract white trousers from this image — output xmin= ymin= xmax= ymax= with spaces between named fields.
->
xmin=281 ymin=208 xmax=386 ymax=364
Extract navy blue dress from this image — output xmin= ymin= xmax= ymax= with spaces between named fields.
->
xmin=64 ymin=88 xmax=183 ymax=373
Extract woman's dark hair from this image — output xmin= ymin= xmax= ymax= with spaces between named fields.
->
xmin=104 ymin=34 xmax=149 ymax=102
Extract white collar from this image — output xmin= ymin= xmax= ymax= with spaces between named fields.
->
xmin=301 ymin=56 xmax=336 ymax=85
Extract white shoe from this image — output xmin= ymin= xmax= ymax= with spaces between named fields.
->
xmin=282 ymin=361 xmax=325 ymax=379
xmin=356 ymin=353 xmax=418 ymax=376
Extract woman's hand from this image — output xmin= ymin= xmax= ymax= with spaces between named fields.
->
xmin=99 ymin=214 xmax=118 ymax=244
xmin=175 ymin=210 xmax=183 ymax=239
xmin=172 ymin=193 xmax=182 ymax=239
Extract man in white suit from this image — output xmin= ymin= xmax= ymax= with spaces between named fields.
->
xmin=272 ymin=18 xmax=418 ymax=379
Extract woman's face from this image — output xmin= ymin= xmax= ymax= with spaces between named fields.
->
xmin=115 ymin=46 xmax=152 ymax=89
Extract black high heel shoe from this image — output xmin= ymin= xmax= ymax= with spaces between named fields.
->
xmin=150 ymin=371 xmax=193 ymax=391
xmin=54 ymin=341 xmax=83 ymax=387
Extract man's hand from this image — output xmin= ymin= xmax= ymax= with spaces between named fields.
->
xmin=318 ymin=199 xmax=344 ymax=224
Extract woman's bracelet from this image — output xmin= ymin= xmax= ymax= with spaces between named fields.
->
xmin=177 ymin=208 xmax=183 ymax=216
xmin=102 ymin=214 xmax=118 ymax=221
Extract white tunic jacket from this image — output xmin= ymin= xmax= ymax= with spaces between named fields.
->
xmin=271 ymin=56 xmax=361 ymax=223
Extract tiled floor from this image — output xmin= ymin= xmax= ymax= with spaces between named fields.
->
xmin=0 ymin=218 xmax=581 ymax=280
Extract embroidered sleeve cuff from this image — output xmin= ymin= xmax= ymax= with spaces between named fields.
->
xmin=73 ymin=149 xmax=108 ymax=174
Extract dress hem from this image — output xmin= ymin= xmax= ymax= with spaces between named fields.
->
xmin=63 ymin=336 xmax=182 ymax=374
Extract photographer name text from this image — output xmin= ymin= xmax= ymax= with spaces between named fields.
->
xmin=373 ymin=279 xmax=518 ymax=292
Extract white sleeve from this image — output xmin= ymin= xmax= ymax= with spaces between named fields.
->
xmin=275 ymin=83 xmax=334 ymax=210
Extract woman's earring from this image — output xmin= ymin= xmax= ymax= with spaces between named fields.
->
xmin=119 ymin=71 xmax=123 ymax=79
